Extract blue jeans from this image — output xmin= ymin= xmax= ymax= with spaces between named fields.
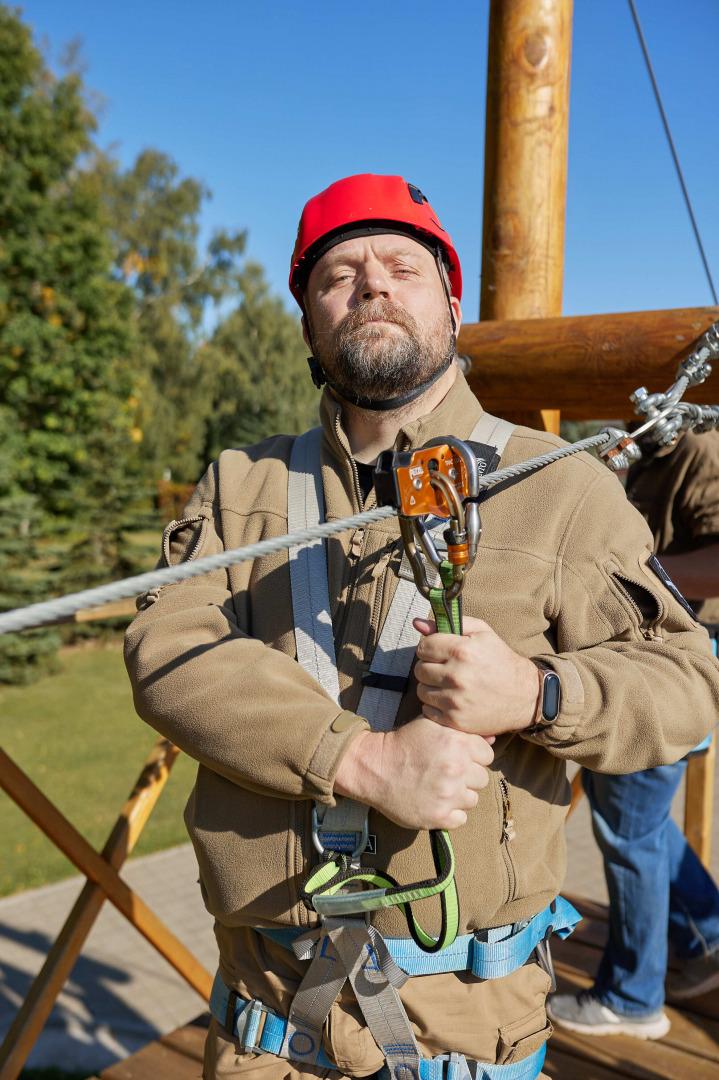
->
xmin=582 ymin=759 xmax=719 ymax=1016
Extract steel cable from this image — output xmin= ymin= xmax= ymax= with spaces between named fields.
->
xmin=627 ymin=0 xmax=718 ymax=304
xmin=0 ymin=432 xmax=610 ymax=637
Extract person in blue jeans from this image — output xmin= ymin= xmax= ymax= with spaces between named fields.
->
xmin=548 ymin=431 xmax=719 ymax=1039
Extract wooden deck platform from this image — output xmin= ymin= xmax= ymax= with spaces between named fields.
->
xmin=93 ymin=896 xmax=719 ymax=1080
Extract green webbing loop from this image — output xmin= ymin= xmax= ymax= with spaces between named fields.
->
xmin=301 ymin=829 xmax=459 ymax=952
xmin=429 ymin=561 xmax=462 ymax=634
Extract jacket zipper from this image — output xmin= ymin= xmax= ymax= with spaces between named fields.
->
xmin=332 ymin=412 xmax=374 ymax=655
xmin=162 ymin=515 xmax=206 ymax=567
xmin=499 ymin=778 xmax=517 ymax=902
xmin=335 ymin=413 xmax=364 ymax=510
xmin=366 ymin=544 xmax=395 ymax=657
xmin=612 ymin=570 xmax=664 ymax=638
xmin=334 ymin=527 xmax=365 ymax=657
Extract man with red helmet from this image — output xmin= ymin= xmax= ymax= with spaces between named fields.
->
xmin=126 ymin=174 xmax=719 ymax=1080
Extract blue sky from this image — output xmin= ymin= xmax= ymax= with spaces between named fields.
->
xmin=18 ymin=0 xmax=719 ymax=323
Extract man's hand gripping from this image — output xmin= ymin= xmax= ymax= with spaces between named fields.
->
xmin=334 ymin=616 xmax=540 ymax=832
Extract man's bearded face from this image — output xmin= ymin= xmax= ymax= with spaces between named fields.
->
xmin=312 ymin=297 xmax=454 ymax=403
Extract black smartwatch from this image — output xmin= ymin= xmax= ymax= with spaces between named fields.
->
xmin=525 ymin=663 xmax=561 ymax=734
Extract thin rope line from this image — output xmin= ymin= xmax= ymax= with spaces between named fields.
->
xmin=0 ymin=433 xmax=610 ymax=637
xmin=627 ymin=0 xmax=717 ymax=304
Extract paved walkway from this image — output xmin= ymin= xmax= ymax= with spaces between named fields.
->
xmin=1 ymin=761 xmax=718 ymax=1074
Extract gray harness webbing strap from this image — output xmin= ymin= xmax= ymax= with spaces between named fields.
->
xmin=468 ymin=411 xmax=515 ymax=456
xmin=282 ymin=919 xmax=418 ymax=1073
xmin=315 ymin=573 xmax=433 ymax=845
xmin=288 ymin=428 xmax=341 ymax=707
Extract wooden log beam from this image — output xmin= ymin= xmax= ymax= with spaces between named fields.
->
xmin=0 ymin=739 xmax=180 ymax=1080
xmin=459 ymin=305 xmax=719 ymax=418
xmin=479 ymin=0 xmax=573 ymax=434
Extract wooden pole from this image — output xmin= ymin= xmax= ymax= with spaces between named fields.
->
xmin=685 ymin=740 xmax=716 ymax=870
xmin=0 ymin=740 xmax=181 ymax=1080
xmin=480 ymin=0 xmax=574 ymax=434
xmin=459 ymin=305 xmax=719 ymax=417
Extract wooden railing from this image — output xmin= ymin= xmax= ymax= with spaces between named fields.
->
xmin=0 ymin=599 xmax=212 ymax=1080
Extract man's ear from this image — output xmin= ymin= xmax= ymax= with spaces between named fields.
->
xmin=451 ymin=297 xmax=462 ymax=337
xmin=301 ymin=314 xmax=311 ymax=350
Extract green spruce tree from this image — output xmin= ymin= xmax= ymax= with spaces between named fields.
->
xmin=0 ymin=6 xmax=137 ymax=677
xmin=199 ymin=261 xmax=318 ymax=463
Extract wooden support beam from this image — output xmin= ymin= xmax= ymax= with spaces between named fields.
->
xmin=685 ymin=739 xmax=716 ymax=870
xmin=479 ymin=0 xmax=573 ymax=434
xmin=459 ymin=305 xmax=719 ymax=418
xmin=0 ymin=747 xmax=213 ymax=1007
xmin=565 ymin=768 xmax=585 ymax=821
xmin=0 ymin=739 xmax=180 ymax=1080
xmin=74 ymin=598 xmax=138 ymax=622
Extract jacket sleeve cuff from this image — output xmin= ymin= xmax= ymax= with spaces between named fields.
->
xmin=306 ymin=711 xmax=371 ymax=804
xmin=522 ymin=655 xmax=584 ymax=744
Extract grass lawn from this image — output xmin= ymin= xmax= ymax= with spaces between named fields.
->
xmin=0 ymin=646 xmax=197 ymax=897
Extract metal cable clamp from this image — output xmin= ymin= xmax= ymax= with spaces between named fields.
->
xmin=598 ymin=319 xmax=719 ymax=471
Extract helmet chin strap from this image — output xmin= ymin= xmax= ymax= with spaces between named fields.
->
xmin=305 ymin=249 xmax=457 ymax=413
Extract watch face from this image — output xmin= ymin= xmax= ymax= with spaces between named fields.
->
xmin=543 ymin=672 xmax=561 ymax=722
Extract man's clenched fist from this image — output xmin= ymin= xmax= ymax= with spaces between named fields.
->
xmin=334 ymin=717 xmax=494 ymax=831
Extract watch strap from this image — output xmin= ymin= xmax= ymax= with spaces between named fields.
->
xmin=525 ymin=662 xmax=560 ymax=734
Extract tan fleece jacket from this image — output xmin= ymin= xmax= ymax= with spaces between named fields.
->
xmin=125 ymin=373 xmax=719 ymax=955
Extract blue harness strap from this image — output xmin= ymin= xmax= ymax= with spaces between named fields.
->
xmin=415 ymin=1047 xmax=546 ymax=1080
xmin=210 ymin=973 xmax=547 ymax=1080
xmin=257 ymin=896 xmax=580 ymax=979
xmin=209 ymin=973 xmax=335 ymax=1067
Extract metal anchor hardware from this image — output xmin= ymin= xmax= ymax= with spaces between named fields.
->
xmin=598 ymin=319 xmax=719 ymax=471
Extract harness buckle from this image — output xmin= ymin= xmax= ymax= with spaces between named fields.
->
xmin=235 ymin=998 xmax=274 ymax=1054
xmin=431 ymin=1052 xmax=474 ymax=1080
xmin=311 ymin=806 xmax=369 ymax=860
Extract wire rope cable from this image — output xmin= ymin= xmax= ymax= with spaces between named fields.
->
xmin=0 ymin=432 xmax=611 ymax=637
xmin=627 ymin=0 xmax=717 ymax=304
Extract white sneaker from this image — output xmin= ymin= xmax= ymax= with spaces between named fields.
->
xmin=547 ymin=990 xmax=670 ymax=1040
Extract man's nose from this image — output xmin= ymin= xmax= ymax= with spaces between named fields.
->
xmin=357 ymin=264 xmax=392 ymax=302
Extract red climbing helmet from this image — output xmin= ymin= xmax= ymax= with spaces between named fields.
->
xmin=289 ymin=174 xmax=462 ymax=305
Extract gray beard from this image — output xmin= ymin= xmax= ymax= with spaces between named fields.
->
xmin=313 ymin=299 xmax=454 ymax=403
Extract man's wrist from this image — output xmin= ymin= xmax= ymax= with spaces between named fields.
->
xmin=334 ymin=729 xmax=382 ymax=801
xmin=524 ymin=662 xmax=561 ymax=734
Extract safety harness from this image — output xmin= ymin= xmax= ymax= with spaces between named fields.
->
xmin=209 ymin=413 xmax=580 ymax=1080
